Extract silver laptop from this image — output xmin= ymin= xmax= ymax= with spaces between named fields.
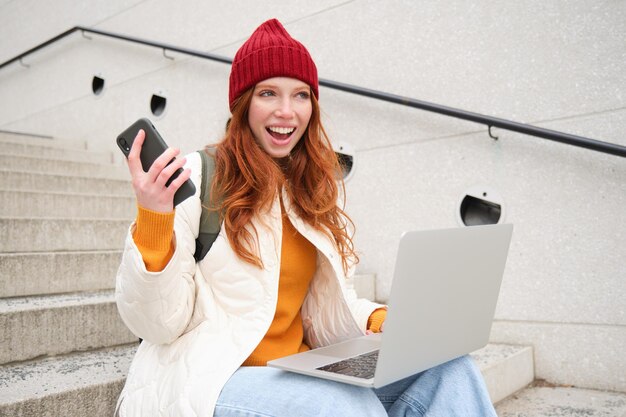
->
xmin=268 ymin=223 xmax=513 ymax=388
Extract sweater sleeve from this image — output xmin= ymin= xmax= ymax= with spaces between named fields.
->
xmin=132 ymin=205 xmax=176 ymax=272
xmin=116 ymin=153 xmax=204 ymax=345
xmin=367 ymin=308 xmax=387 ymax=333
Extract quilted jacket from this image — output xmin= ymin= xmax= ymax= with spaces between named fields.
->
xmin=115 ymin=151 xmax=384 ymax=417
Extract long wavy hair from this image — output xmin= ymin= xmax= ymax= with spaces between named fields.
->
xmin=205 ymin=87 xmax=359 ymax=275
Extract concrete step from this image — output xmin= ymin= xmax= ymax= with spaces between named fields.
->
xmin=0 ymin=169 xmax=133 ymax=195
xmin=0 ymin=343 xmax=526 ymax=417
xmin=0 ymin=289 xmax=136 ymax=365
xmin=0 ymin=140 xmax=114 ymax=165
xmin=0 ymin=131 xmax=87 ymax=149
xmin=0 ymin=154 xmax=128 ymax=180
xmin=0 ymin=344 xmax=136 ymax=417
xmin=470 ymin=343 xmax=534 ymax=404
xmin=0 ymin=190 xmax=136 ymax=219
xmin=0 ymin=251 xmax=121 ymax=298
xmin=0 ymin=217 xmax=129 ymax=253
xmin=495 ymin=383 xmax=626 ymax=416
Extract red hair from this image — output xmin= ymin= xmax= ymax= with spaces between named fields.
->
xmin=205 ymin=88 xmax=359 ymax=274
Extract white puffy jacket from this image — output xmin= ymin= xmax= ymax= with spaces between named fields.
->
xmin=115 ymin=152 xmax=384 ymax=417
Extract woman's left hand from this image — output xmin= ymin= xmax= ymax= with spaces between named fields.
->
xmin=126 ymin=128 xmax=191 ymax=213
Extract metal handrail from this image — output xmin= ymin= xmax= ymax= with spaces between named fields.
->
xmin=0 ymin=129 xmax=53 ymax=139
xmin=1 ymin=26 xmax=624 ymax=158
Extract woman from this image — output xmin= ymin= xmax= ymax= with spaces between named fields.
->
xmin=115 ymin=19 xmax=497 ymax=416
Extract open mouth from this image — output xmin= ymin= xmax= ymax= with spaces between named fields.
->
xmin=267 ymin=126 xmax=296 ymax=142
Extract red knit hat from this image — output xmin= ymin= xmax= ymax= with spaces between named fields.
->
xmin=228 ymin=19 xmax=319 ymax=110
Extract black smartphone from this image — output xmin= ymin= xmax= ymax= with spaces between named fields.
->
xmin=116 ymin=118 xmax=195 ymax=207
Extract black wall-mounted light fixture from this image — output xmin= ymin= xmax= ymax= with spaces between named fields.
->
xmin=150 ymin=93 xmax=167 ymax=117
xmin=333 ymin=142 xmax=355 ymax=182
xmin=457 ymin=186 xmax=505 ymax=226
xmin=91 ymin=75 xmax=105 ymax=96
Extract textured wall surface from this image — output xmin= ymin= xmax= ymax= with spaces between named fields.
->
xmin=1 ymin=0 xmax=624 ymax=391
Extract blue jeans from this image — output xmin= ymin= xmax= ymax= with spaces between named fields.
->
xmin=214 ymin=355 xmax=496 ymax=416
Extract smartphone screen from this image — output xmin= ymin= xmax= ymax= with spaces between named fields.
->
xmin=116 ymin=118 xmax=195 ymax=206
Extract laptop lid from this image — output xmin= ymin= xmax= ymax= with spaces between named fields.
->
xmin=268 ymin=224 xmax=513 ymax=388
xmin=373 ymin=223 xmax=513 ymax=387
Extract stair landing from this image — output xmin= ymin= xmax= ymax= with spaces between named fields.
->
xmin=496 ymin=381 xmax=626 ymax=417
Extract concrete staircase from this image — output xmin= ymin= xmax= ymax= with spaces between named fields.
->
xmin=0 ymin=132 xmax=623 ymax=416
xmin=0 ymin=132 xmax=137 ymax=416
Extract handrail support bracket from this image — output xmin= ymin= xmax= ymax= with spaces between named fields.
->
xmin=488 ymin=125 xmax=499 ymax=141
xmin=163 ymin=48 xmax=174 ymax=60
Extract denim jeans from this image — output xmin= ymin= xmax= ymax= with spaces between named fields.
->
xmin=214 ymin=355 xmax=497 ymax=417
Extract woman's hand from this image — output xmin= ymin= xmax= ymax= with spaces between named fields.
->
xmin=127 ymin=129 xmax=192 ymax=213
xmin=366 ymin=321 xmax=385 ymax=335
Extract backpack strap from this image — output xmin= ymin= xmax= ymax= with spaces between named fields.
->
xmin=193 ymin=149 xmax=221 ymax=262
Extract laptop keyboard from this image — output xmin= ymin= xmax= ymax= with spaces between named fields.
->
xmin=316 ymin=350 xmax=379 ymax=379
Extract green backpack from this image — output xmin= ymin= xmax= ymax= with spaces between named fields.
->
xmin=193 ymin=149 xmax=221 ymax=262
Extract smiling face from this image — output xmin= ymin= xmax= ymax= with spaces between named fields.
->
xmin=247 ymin=77 xmax=313 ymax=159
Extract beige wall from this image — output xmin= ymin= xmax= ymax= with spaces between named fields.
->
xmin=1 ymin=0 xmax=624 ymax=391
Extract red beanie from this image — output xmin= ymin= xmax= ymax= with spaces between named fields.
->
xmin=228 ymin=19 xmax=319 ymax=110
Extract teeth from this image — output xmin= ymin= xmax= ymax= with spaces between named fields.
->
xmin=268 ymin=126 xmax=295 ymax=135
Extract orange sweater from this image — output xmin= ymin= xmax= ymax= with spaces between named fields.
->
xmin=132 ymin=205 xmax=387 ymax=364
xmin=242 ymin=213 xmax=316 ymax=365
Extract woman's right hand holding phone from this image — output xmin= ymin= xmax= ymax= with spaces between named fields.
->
xmin=127 ymin=129 xmax=192 ymax=213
